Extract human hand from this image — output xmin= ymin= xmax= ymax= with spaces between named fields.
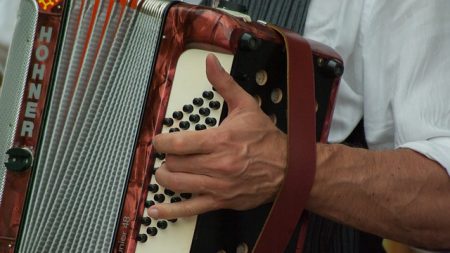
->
xmin=147 ymin=54 xmax=287 ymax=220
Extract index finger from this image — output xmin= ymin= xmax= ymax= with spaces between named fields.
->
xmin=147 ymin=195 xmax=218 ymax=219
xmin=153 ymin=129 xmax=215 ymax=155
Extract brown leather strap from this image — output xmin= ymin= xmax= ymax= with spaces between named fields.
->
xmin=252 ymin=26 xmax=316 ymax=253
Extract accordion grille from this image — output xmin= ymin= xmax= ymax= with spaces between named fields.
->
xmin=18 ymin=1 xmax=169 ymax=252
xmin=0 ymin=0 xmax=38 ymax=207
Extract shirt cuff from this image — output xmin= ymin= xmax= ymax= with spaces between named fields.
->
xmin=398 ymin=137 xmax=450 ymax=176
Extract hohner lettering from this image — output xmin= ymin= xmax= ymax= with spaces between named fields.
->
xmin=0 ymin=1 xmax=342 ymax=252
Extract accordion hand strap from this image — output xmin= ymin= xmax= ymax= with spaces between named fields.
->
xmin=252 ymin=26 xmax=317 ymax=253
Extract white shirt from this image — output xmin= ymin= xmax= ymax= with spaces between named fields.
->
xmin=304 ymin=0 xmax=450 ymax=175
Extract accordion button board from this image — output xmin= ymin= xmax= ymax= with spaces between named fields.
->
xmin=135 ymin=49 xmax=233 ymax=253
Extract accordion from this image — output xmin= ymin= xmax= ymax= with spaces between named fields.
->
xmin=0 ymin=0 xmax=343 ymax=252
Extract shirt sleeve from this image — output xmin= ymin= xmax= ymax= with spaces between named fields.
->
xmin=366 ymin=1 xmax=450 ymax=175
xmin=305 ymin=0 xmax=450 ymax=175
xmin=303 ymin=0 xmax=366 ymax=143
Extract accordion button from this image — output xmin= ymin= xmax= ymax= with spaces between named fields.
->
xmin=180 ymin=193 xmax=192 ymax=199
xmin=195 ymin=124 xmax=207 ymax=131
xmin=157 ymin=220 xmax=168 ymax=229
xmin=147 ymin=227 xmax=158 ymax=236
xmin=183 ymin=104 xmax=194 ymax=113
xmin=189 ymin=114 xmax=200 ymax=123
xmin=148 ymin=184 xmax=159 ymax=193
xmin=163 ymin=118 xmax=174 ymax=127
xmin=145 ymin=200 xmax=156 ymax=208
xmin=169 ymin=128 xmax=180 ymax=133
xmin=164 ymin=189 xmax=175 ymax=196
xmin=141 ymin=217 xmax=152 ymax=226
xmin=209 ymin=101 xmax=221 ymax=110
xmin=199 ymin=107 xmax=211 ymax=116
xmin=155 ymin=153 xmax=166 ymax=160
xmin=193 ymin=98 xmax=204 ymax=106
xmin=202 ymin=91 xmax=214 ymax=100
xmin=169 ymin=218 xmax=178 ymax=223
xmin=236 ymin=243 xmax=249 ymax=253
xmin=173 ymin=111 xmax=184 ymax=120
xmin=205 ymin=117 xmax=217 ymax=127
xmin=179 ymin=121 xmax=190 ymax=130
xmin=154 ymin=194 xmax=165 ymax=203
xmin=137 ymin=234 xmax=148 ymax=242
xmin=171 ymin=196 xmax=182 ymax=203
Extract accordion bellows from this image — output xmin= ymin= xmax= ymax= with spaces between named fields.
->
xmin=2 ymin=1 xmax=171 ymax=252
xmin=0 ymin=0 xmax=342 ymax=252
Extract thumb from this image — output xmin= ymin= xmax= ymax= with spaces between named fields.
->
xmin=206 ymin=54 xmax=256 ymax=111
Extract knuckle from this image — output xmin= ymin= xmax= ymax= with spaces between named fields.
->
xmin=216 ymin=156 xmax=239 ymax=175
xmin=166 ymin=175 xmax=183 ymax=192
xmin=215 ymin=130 xmax=232 ymax=146
xmin=156 ymin=169 xmax=179 ymax=190
xmin=154 ymin=169 xmax=168 ymax=186
xmin=182 ymin=201 xmax=200 ymax=217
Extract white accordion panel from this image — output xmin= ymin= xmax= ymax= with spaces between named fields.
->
xmin=136 ymin=49 xmax=233 ymax=253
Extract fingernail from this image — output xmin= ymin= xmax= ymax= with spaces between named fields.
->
xmin=148 ymin=207 xmax=159 ymax=218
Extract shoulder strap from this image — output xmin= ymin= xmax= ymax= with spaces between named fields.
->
xmin=252 ymin=26 xmax=317 ymax=253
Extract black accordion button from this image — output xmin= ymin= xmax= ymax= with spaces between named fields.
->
xmin=202 ymin=91 xmax=214 ymax=100
xmin=193 ymin=98 xmax=204 ymax=106
xmin=157 ymin=220 xmax=168 ymax=230
xmin=180 ymin=193 xmax=192 ymax=199
xmin=141 ymin=217 xmax=152 ymax=226
xmin=147 ymin=227 xmax=158 ymax=236
xmin=148 ymin=184 xmax=159 ymax=193
xmin=169 ymin=218 xmax=178 ymax=223
xmin=173 ymin=111 xmax=184 ymax=120
xmin=195 ymin=124 xmax=207 ymax=131
xmin=171 ymin=196 xmax=182 ymax=203
xmin=163 ymin=118 xmax=174 ymax=127
xmin=179 ymin=121 xmax=190 ymax=130
xmin=154 ymin=194 xmax=165 ymax=203
xmin=199 ymin=107 xmax=210 ymax=116
xmin=169 ymin=128 xmax=180 ymax=133
xmin=205 ymin=117 xmax=217 ymax=127
xmin=137 ymin=234 xmax=148 ymax=242
xmin=183 ymin=104 xmax=194 ymax=113
xmin=164 ymin=189 xmax=175 ymax=196
xmin=155 ymin=153 xmax=166 ymax=160
xmin=209 ymin=101 xmax=221 ymax=110
xmin=145 ymin=200 xmax=155 ymax=208
xmin=189 ymin=114 xmax=200 ymax=123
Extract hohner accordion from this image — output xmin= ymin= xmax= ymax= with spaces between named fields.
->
xmin=0 ymin=0 xmax=343 ymax=252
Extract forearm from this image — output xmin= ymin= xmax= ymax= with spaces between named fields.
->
xmin=308 ymin=143 xmax=450 ymax=249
